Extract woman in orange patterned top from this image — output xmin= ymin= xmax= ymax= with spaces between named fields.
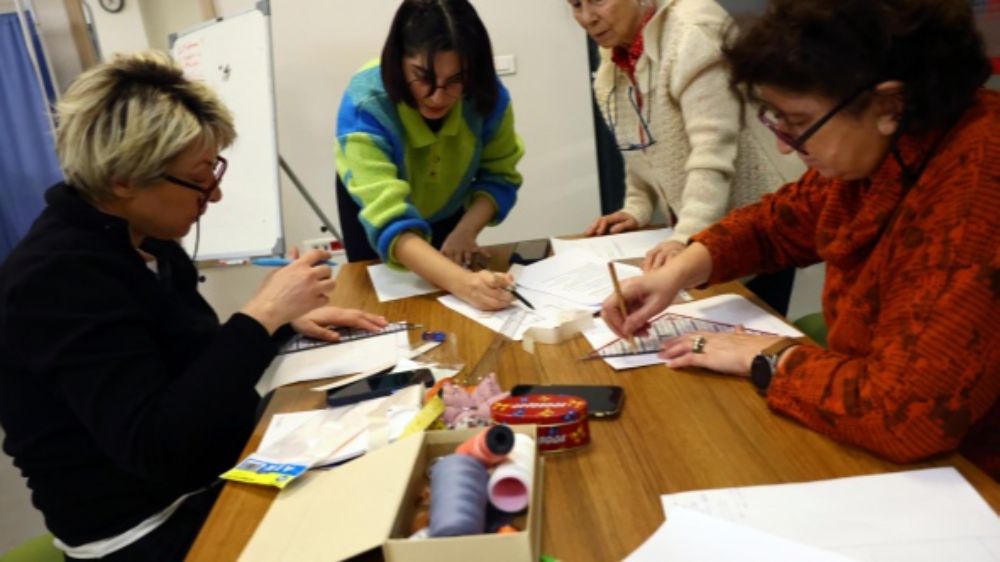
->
xmin=601 ymin=0 xmax=1000 ymax=477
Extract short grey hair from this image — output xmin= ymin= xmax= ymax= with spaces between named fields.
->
xmin=55 ymin=51 xmax=236 ymax=202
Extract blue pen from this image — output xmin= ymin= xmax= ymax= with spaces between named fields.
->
xmin=251 ymin=257 xmax=337 ymax=267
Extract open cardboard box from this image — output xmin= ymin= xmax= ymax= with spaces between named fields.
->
xmin=240 ymin=425 xmax=543 ymax=562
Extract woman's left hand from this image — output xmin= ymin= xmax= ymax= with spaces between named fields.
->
xmin=291 ymin=307 xmax=388 ymax=342
xmin=658 ymin=331 xmax=788 ymax=376
xmin=441 ymin=228 xmax=490 ymax=268
xmin=642 ymin=241 xmax=687 ymax=271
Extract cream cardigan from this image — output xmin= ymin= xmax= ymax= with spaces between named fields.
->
xmin=593 ymin=0 xmax=805 ymax=243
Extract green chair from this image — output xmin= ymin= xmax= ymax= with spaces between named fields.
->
xmin=794 ymin=312 xmax=828 ymax=348
xmin=1 ymin=533 xmax=61 ymax=562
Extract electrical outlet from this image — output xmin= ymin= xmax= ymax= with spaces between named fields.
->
xmin=303 ymin=237 xmax=339 ymax=252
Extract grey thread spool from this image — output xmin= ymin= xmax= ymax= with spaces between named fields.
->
xmin=428 ymin=454 xmax=489 ymax=537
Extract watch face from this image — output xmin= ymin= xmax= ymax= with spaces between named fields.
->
xmin=99 ymin=0 xmax=125 ymax=13
xmin=750 ymin=354 xmax=772 ymax=392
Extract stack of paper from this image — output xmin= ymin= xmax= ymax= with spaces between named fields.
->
xmin=658 ymin=468 xmax=1000 ymax=562
xmin=550 ymin=228 xmax=672 ymax=260
xmin=515 ymin=249 xmax=642 ymax=307
xmin=438 ymin=252 xmax=641 ymax=341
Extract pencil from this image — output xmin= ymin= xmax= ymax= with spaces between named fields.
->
xmin=607 ymin=262 xmax=637 ymax=351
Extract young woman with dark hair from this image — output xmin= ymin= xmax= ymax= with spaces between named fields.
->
xmin=336 ymin=0 xmax=525 ymax=311
xmin=601 ymin=0 xmax=1000 ymax=476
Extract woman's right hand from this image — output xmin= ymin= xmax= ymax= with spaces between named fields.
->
xmin=600 ymin=269 xmax=680 ymax=339
xmin=240 ymin=249 xmax=337 ymax=333
xmin=585 ymin=211 xmax=639 ymax=236
xmin=453 ymin=270 xmax=514 ymax=311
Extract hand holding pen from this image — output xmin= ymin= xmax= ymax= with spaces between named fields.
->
xmin=503 ymin=282 xmax=535 ymax=310
xmin=239 ymin=248 xmax=337 ymax=334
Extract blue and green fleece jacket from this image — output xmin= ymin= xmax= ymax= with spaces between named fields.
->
xmin=335 ymin=60 xmax=524 ymax=268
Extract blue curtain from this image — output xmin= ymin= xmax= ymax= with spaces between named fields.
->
xmin=0 ymin=11 xmax=62 ymax=263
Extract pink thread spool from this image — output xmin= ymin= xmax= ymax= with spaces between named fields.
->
xmin=487 ymin=433 xmax=535 ymax=513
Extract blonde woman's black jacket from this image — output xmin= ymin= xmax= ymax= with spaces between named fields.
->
xmin=0 ymin=183 xmax=286 ymax=546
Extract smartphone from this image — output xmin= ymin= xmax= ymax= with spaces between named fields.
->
xmin=510 ymin=384 xmax=625 ymax=418
xmin=326 ymin=369 xmax=434 ymax=408
xmin=510 ymin=239 xmax=552 ymax=266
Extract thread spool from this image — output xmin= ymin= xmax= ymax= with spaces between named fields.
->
xmin=429 ymin=454 xmax=489 ymax=537
xmin=456 ymin=425 xmax=514 ymax=466
xmin=488 ymin=433 xmax=535 ymax=513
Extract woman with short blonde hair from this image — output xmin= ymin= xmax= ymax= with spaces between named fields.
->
xmin=0 ymin=52 xmax=385 ymax=561
xmin=56 ymin=51 xmax=235 ymax=203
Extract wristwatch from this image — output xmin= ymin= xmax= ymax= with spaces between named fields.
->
xmin=750 ymin=338 xmax=801 ymax=394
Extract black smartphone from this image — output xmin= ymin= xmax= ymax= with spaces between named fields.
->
xmin=510 ymin=384 xmax=625 ymax=418
xmin=326 ymin=369 xmax=434 ymax=408
xmin=510 ymin=239 xmax=552 ymax=266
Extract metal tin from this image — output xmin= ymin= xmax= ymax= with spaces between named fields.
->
xmin=490 ymin=394 xmax=590 ymax=452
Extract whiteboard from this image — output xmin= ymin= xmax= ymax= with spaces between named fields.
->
xmin=171 ymin=5 xmax=283 ymax=260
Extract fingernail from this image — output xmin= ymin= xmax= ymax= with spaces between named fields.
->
xmin=664 ymin=359 xmax=672 ymax=367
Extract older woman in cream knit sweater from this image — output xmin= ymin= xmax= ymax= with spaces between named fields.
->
xmin=573 ymin=0 xmax=803 ymax=270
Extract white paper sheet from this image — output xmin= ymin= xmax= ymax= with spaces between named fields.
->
xmin=515 ymin=249 xmax=643 ymax=306
xmin=256 ymin=331 xmax=411 ymax=394
xmin=583 ymin=293 xmax=803 ymax=371
xmin=366 ymin=263 xmax=440 ymax=302
xmin=660 ymin=468 xmax=1000 ymax=562
xmin=257 ymin=388 xmax=421 ymax=468
xmin=551 ymin=228 xmax=672 ymax=260
xmin=626 ymin=507 xmax=853 ymax=562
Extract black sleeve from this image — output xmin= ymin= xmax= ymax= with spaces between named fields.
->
xmin=11 ymin=259 xmax=277 ymax=488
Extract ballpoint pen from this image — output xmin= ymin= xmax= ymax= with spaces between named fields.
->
xmin=505 ymin=284 xmax=535 ymax=310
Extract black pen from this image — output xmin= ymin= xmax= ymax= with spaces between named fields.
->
xmin=506 ymin=284 xmax=535 ymax=310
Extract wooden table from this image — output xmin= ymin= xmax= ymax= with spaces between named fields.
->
xmin=188 ymin=247 xmax=1000 ymax=561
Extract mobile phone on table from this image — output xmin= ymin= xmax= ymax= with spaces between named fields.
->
xmin=326 ymin=368 xmax=434 ymax=408
xmin=510 ymin=384 xmax=624 ymax=418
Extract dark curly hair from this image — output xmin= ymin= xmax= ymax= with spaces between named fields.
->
xmin=722 ymin=0 xmax=991 ymax=132
xmin=381 ymin=0 xmax=498 ymax=116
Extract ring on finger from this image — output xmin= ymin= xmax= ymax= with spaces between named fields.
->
xmin=691 ymin=335 xmax=706 ymax=354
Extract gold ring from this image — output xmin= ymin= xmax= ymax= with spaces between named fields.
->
xmin=691 ymin=335 xmax=706 ymax=354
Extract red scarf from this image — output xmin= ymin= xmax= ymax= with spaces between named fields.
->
xmin=611 ymin=7 xmax=655 ymax=84
xmin=610 ymin=6 xmax=656 ymax=109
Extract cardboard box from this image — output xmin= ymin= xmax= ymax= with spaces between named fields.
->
xmin=240 ymin=425 xmax=542 ymax=562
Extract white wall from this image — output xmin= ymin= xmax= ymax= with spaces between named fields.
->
xmin=86 ymin=0 xmax=150 ymax=58
xmin=138 ymin=0 xmax=203 ymax=50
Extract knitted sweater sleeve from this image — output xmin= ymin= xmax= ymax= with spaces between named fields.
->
xmin=666 ymin=22 xmax=742 ymax=243
xmin=621 ymin=170 xmax=658 ymax=226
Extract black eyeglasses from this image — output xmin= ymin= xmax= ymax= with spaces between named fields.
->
xmin=605 ymin=68 xmax=656 ymax=152
xmin=163 ymin=155 xmax=228 ymax=195
xmin=757 ymin=83 xmax=873 ymax=156
xmin=408 ymin=73 xmax=465 ymax=99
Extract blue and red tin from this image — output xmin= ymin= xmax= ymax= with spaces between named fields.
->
xmin=490 ymin=394 xmax=590 ymax=453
